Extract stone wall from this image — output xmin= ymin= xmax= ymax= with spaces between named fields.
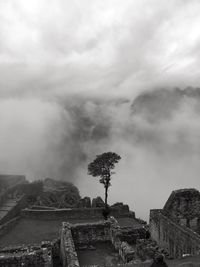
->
xmin=0 ymin=245 xmax=52 ymax=267
xmin=0 ymin=176 xmax=26 ymax=207
xmin=0 ymin=239 xmax=60 ymax=267
xmin=91 ymin=196 xmax=104 ymax=207
xmin=60 ymin=222 xmax=79 ymax=267
xmin=70 ymin=218 xmax=136 ymax=256
xmin=21 ymin=206 xmax=134 ymax=220
xmin=163 ymin=189 xmax=200 ymax=233
xmin=77 ymin=196 xmax=91 ymax=208
xmin=0 ymin=194 xmax=27 ymax=224
xmin=149 ymin=209 xmax=200 ymax=258
xmin=119 ymin=227 xmax=147 ymax=245
xmin=60 ymin=218 xmax=136 ymax=266
xmin=110 ymin=217 xmax=135 ymax=263
xmin=71 ymin=221 xmax=110 ymax=244
xmin=119 ymin=241 xmax=135 ymax=263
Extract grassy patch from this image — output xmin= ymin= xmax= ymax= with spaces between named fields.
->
xmin=0 ymin=218 xmax=100 ymax=247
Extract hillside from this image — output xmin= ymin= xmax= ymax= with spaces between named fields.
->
xmin=35 ymin=178 xmax=81 ymax=208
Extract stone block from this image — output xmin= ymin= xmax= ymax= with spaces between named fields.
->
xmin=92 ymin=196 xmax=104 ymax=208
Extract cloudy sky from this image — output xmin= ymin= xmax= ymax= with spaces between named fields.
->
xmin=1 ymin=0 xmax=200 ymax=96
xmin=1 ymin=0 xmax=200 ymax=219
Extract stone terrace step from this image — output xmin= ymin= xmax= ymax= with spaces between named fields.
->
xmin=116 ymin=217 xmax=144 ymax=229
xmin=0 ymin=200 xmax=18 ymax=212
xmin=1 ymin=204 xmax=17 ymax=209
xmin=4 ymin=200 xmax=17 ymax=204
xmin=0 ymin=198 xmax=21 ymax=222
xmin=0 ymin=210 xmax=9 ymax=219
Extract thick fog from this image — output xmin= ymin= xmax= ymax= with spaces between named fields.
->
xmin=0 ymin=0 xmax=200 ymax=219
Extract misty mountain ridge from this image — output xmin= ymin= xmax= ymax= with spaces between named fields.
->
xmin=131 ymin=86 xmax=200 ymax=123
xmin=0 ymin=86 xmax=198 ymax=220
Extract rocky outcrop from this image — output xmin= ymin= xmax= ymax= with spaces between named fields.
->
xmin=92 ymin=196 xmax=104 ymax=207
xmin=35 ymin=178 xmax=81 ymax=208
xmin=77 ymin=197 xmax=91 ymax=208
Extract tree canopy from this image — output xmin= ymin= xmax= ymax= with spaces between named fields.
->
xmin=88 ymin=152 xmax=121 ymax=187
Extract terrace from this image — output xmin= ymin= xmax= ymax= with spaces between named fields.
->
xmin=0 ymin=217 xmax=101 ymax=247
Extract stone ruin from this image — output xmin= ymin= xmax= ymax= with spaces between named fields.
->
xmin=0 ymin=175 xmax=152 ymax=266
xmin=150 ymin=188 xmax=200 ymax=259
xmin=0 ymin=210 xmax=149 ymax=266
xmin=60 ymin=218 xmax=145 ymax=266
xmin=0 ymin=243 xmax=54 ymax=267
xmin=1 ymin=175 xmax=200 ymax=266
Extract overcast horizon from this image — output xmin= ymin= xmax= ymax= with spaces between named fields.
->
xmin=1 ymin=0 xmax=200 ymax=219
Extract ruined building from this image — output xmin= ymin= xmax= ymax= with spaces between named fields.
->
xmin=3 ymin=175 xmax=200 ymax=265
xmin=0 ymin=175 xmax=150 ymax=266
xmin=150 ymin=188 xmax=200 ymax=258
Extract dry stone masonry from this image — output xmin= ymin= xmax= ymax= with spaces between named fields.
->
xmin=60 ymin=222 xmax=79 ymax=267
xmin=0 ymin=245 xmax=53 ymax=267
xmin=3 ymin=175 xmax=194 ymax=265
xmin=59 ymin=217 xmax=141 ymax=265
xmin=150 ymin=189 xmax=200 ymax=258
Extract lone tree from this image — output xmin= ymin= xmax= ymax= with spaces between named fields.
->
xmin=88 ymin=152 xmax=121 ymax=219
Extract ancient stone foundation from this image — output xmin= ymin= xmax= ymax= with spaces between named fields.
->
xmin=0 ymin=245 xmax=53 ymax=267
xmin=60 ymin=222 xmax=79 ymax=267
xmin=21 ymin=205 xmax=134 ymax=220
xmin=59 ymin=218 xmax=136 ymax=266
xmin=71 ymin=220 xmax=110 ymax=244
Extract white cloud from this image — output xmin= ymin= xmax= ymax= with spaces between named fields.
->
xmin=0 ymin=0 xmax=200 ymax=96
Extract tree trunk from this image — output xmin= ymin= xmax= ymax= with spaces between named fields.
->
xmin=105 ymin=185 xmax=108 ymax=209
xmin=104 ymin=177 xmax=110 ymax=220
xmin=103 ymin=185 xmax=108 ymax=220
